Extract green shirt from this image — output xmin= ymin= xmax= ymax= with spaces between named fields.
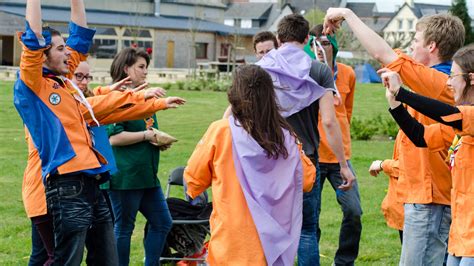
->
xmin=106 ymin=115 xmax=161 ymax=190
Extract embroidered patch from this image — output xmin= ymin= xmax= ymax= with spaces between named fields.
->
xmin=52 ymin=83 xmax=60 ymax=89
xmin=49 ymin=93 xmax=61 ymax=105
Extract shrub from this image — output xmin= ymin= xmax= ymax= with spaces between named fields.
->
xmin=350 ymin=117 xmax=378 ymax=140
xmin=350 ymin=115 xmax=399 ymax=140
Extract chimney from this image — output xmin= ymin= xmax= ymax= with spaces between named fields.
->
xmin=154 ymin=0 xmax=160 ymax=17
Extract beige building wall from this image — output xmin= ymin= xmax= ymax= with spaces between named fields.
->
xmin=383 ymin=5 xmax=417 ymax=48
xmin=154 ymin=29 xmax=217 ymax=68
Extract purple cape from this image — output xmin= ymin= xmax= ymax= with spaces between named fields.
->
xmin=256 ymin=43 xmax=328 ymax=117
xmin=229 ymin=116 xmax=303 ymax=265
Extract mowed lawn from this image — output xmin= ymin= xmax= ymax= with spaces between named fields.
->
xmin=0 ymin=80 xmax=400 ymax=265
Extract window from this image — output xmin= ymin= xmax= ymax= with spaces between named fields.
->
xmin=241 ymin=19 xmax=252 ymax=29
xmin=398 ymin=19 xmax=403 ymax=30
xmin=95 ymin=27 xmax=117 ymax=36
xmin=408 ymin=19 xmax=414 ymax=30
xmin=252 ymin=19 xmax=260 ymax=28
xmin=220 ymin=43 xmax=230 ymax=57
xmin=195 ymin=43 xmax=208 ymax=59
xmin=123 ymin=29 xmax=152 ymax=38
xmin=224 ymin=19 xmax=234 ymax=26
xmin=90 ymin=39 xmax=117 ymax=59
xmin=123 ymin=40 xmax=153 ymax=50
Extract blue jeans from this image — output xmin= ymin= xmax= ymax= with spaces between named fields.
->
xmin=399 ymin=203 xmax=451 ymax=266
xmin=298 ymin=159 xmax=320 ymax=266
xmin=318 ymin=161 xmax=362 ymax=266
xmin=29 ymin=221 xmax=49 ymax=266
xmin=109 ymin=187 xmax=172 ymax=266
xmin=447 ymin=255 xmax=474 ymax=266
xmin=45 ymin=174 xmax=118 ymax=265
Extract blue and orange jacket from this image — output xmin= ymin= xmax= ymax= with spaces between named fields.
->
xmin=18 ymin=22 xmax=170 ymax=217
xmin=15 ymin=21 xmax=167 ymax=183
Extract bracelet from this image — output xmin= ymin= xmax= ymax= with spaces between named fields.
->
xmin=379 ymin=160 xmax=384 ymax=171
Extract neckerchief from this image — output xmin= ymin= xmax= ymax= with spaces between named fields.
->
xmin=446 ymin=135 xmax=462 ymax=170
xmin=431 ymin=61 xmax=452 ymax=75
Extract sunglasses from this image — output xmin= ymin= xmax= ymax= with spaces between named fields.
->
xmin=74 ymin=73 xmax=93 ymax=82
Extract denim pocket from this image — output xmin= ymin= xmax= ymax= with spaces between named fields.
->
xmin=57 ymin=180 xmax=83 ymax=198
xmin=412 ymin=203 xmax=431 ymax=211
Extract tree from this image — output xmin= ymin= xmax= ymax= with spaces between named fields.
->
xmin=304 ymin=8 xmax=325 ymax=28
xmin=450 ymin=0 xmax=474 ymax=44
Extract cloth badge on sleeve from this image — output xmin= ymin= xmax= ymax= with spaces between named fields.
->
xmin=49 ymin=93 xmax=61 ymax=105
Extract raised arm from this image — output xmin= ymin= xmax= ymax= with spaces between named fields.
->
xmin=20 ymin=0 xmax=49 ymax=92
xmin=382 ymin=71 xmax=462 ymax=130
xmin=70 ymin=0 xmax=87 ymax=28
xmin=395 ymin=88 xmax=462 ymax=130
xmin=324 ymin=8 xmax=397 ymax=65
xmin=65 ymin=0 xmax=95 ymax=79
xmin=26 ymin=0 xmax=42 ymax=35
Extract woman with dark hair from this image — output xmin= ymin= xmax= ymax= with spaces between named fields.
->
xmin=381 ymin=44 xmax=474 ymax=265
xmin=107 ymin=48 xmax=177 ymax=266
xmin=184 ymin=65 xmax=316 ymax=265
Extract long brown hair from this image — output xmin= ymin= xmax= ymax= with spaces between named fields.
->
xmin=228 ymin=65 xmax=296 ymax=159
xmin=452 ymin=44 xmax=474 ymax=104
xmin=110 ymin=47 xmax=150 ymax=83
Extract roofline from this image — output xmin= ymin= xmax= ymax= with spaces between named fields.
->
xmin=381 ymin=3 xmax=412 ymax=32
xmin=160 ymin=0 xmax=227 ymax=9
xmin=0 ymin=2 xmax=260 ymax=36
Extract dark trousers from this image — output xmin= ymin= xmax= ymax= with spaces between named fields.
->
xmin=46 ymin=174 xmax=118 ymax=265
xmin=109 ymin=187 xmax=172 ymax=266
xmin=317 ymin=162 xmax=362 ymax=266
xmin=29 ymin=216 xmax=54 ymax=266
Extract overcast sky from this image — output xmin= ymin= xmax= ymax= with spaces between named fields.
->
xmin=347 ymin=0 xmax=474 ymax=16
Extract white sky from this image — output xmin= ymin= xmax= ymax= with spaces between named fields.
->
xmin=347 ymin=0 xmax=474 ymax=16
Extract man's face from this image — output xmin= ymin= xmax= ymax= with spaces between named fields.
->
xmin=72 ymin=61 xmax=92 ymax=92
xmin=410 ymin=30 xmax=431 ymax=66
xmin=255 ymin=40 xmax=275 ymax=60
xmin=315 ymin=36 xmax=333 ymax=65
xmin=44 ymin=35 xmax=71 ymax=75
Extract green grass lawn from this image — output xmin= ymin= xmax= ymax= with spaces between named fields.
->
xmin=0 ymin=81 xmax=401 ymax=265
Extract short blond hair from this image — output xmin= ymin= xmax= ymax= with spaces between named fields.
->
xmin=416 ymin=14 xmax=465 ymax=62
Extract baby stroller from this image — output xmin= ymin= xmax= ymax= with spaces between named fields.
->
xmin=144 ymin=166 xmax=212 ymax=265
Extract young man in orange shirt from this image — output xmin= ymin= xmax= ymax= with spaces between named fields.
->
xmin=324 ymin=8 xmax=465 ymax=265
xmin=16 ymin=1 xmax=184 ymax=263
xmin=308 ymin=24 xmax=361 ymax=266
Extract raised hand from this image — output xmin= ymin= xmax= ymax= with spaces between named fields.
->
xmin=144 ymin=87 xmax=168 ymax=100
xmin=142 ymin=87 xmax=166 ymax=97
xmin=165 ymin=97 xmax=186 ymax=108
xmin=378 ymin=69 xmax=402 ymax=95
xmin=109 ymin=76 xmax=133 ymax=91
xmin=323 ymin=8 xmax=349 ymax=35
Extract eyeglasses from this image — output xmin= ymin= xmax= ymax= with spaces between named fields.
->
xmin=316 ymin=40 xmax=332 ymax=47
xmin=448 ymin=72 xmax=467 ymax=80
xmin=74 ymin=73 xmax=93 ymax=82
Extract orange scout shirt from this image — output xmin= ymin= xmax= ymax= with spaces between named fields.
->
xmin=440 ymin=107 xmax=474 ymax=256
xmin=318 ymin=63 xmax=356 ymax=163
xmin=380 ymin=135 xmax=404 ymax=230
xmin=21 ymin=87 xmax=168 ymax=218
xmin=386 ymin=51 xmax=454 ymax=205
xmin=184 ymin=119 xmax=315 ymax=265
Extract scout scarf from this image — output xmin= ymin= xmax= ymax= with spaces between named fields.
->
xmin=256 ymin=43 xmax=327 ymax=117
xmin=229 ymin=115 xmax=303 ymax=265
